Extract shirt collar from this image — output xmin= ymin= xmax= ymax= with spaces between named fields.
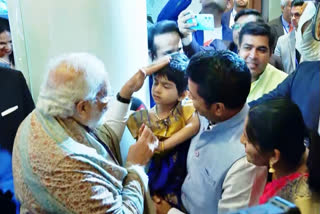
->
xmin=281 ymin=15 xmax=290 ymax=28
xmin=231 ymin=8 xmax=237 ymax=17
xmin=205 ymin=103 xmax=249 ymax=132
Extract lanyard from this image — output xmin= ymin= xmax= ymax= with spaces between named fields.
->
xmin=281 ymin=18 xmax=289 ymax=34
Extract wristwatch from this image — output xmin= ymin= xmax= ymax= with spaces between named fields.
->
xmin=116 ymin=92 xmax=131 ymax=104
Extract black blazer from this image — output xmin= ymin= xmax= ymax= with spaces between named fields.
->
xmin=0 ymin=67 xmax=34 ymax=152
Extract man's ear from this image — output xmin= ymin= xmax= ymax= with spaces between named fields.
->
xmin=75 ymin=100 xmax=89 ymax=119
xmin=178 ymin=91 xmax=188 ymax=101
xmin=210 ymin=102 xmax=226 ymax=117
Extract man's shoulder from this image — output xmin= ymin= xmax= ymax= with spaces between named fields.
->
xmin=0 ymin=67 xmax=24 ymax=80
xmin=277 ymin=32 xmax=291 ymax=42
xmin=266 ymin=64 xmax=287 ymax=76
xmin=298 ymin=61 xmax=320 ymax=70
xmin=221 ymin=9 xmax=232 ymax=25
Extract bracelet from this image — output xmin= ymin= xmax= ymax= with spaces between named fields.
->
xmin=161 ymin=141 xmax=165 ymax=152
xmin=116 ymin=92 xmax=131 ymax=104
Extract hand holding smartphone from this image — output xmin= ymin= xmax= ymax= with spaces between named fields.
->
xmin=186 ymin=14 xmax=214 ymax=31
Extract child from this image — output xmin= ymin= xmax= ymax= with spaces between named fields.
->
xmin=127 ymin=53 xmax=199 ymax=208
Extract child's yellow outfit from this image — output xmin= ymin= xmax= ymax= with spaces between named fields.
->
xmin=127 ymin=100 xmax=195 ymax=208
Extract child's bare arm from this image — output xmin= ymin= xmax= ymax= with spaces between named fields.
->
xmin=159 ymin=112 xmax=200 ymax=151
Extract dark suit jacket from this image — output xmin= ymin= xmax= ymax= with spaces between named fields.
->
xmin=250 ymin=61 xmax=320 ymax=132
xmin=221 ymin=9 xmax=233 ymax=28
xmin=0 ymin=67 xmax=34 ymax=152
xmin=268 ymin=15 xmax=284 ymax=47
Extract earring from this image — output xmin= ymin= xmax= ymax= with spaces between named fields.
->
xmin=269 ymin=161 xmax=275 ymax=173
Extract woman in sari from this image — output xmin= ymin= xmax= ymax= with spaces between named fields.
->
xmin=241 ymin=98 xmax=320 ymax=213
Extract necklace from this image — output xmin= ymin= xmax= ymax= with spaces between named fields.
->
xmin=154 ymin=105 xmax=175 ymax=121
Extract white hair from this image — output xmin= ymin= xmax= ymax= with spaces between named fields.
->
xmin=37 ymin=52 xmax=110 ymax=118
xmin=281 ymin=0 xmax=292 ymax=7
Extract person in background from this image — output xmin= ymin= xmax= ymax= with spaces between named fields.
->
xmin=178 ymin=9 xmax=284 ymax=71
xmin=0 ymin=17 xmax=14 ymax=68
xmin=158 ymin=0 xmax=232 ymax=47
xmin=148 ymin=20 xmax=183 ymax=107
xmin=249 ymin=60 xmax=320 ymax=133
xmin=222 ymin=0 xmax=249 ymax=29
xmin=295 ymin=1 xmax=320 ymax=61
xmin=238 ymin=22 xmax=287 ymax=102
xmin=268 ymin=0 xmax=293 ymax=45
xmin=12 ymin=52 xmax=169 ymax=213
xmin=241 ymin=98 xmax=320 ymax=213
xmin=0 ymin=66 xmax=35 ymax=213
xmin=274 ymin=0 xmax=304 ymax=74
xmin=127 ymin=53 xmax=199 ymax=209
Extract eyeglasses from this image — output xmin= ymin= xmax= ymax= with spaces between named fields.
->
xmin=231 ymin=23 xmax=243 ymax=31
xmin=231 ymin=23 xmax=243 ymax=30
xmin=94 ymin=95 xmax=113 ymax=104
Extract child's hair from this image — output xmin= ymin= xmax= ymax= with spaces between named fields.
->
xmin=153 ymin=52 xmax=189 ymax=96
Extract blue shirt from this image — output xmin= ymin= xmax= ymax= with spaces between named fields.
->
xmin=181 ymin=104 xmax=249 ymax=214
xmin=281 ymin=15 xmax=290 ymax=34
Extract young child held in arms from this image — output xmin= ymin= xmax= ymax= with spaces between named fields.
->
xmin=127 ymin=53 xmax=199 ymax=209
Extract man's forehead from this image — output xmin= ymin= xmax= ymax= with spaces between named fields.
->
xmin=237 ymin=14 xmax=258 ymax=24
xmin=241 ymin=34 xmax=269 ymax=46
xmin=154 ymin=31 xmax=180 ymax=43
xmin=291 ymin=5 xmax=302 ymax=13
xmin=154 ymin=32 xmax=182 ymax=57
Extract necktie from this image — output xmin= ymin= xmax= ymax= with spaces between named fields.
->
xmin=289 ymin=23 xmax=293 ymax=33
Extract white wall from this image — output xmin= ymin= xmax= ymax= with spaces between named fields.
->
xmin=7 ymin=0 xmax=149 ymax=106
xmin=268 ymin=0 xmax=282 ymax=21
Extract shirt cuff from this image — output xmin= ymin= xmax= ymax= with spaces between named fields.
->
xmin=182 ymin=35 xmax=193 ymax=46
xmin=168 ymin=207 xmax=185 ymax=214
xmin=126 ymin=164 xmax=149 ymax=191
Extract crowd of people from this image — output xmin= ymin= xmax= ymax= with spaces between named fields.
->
xmin=1 ymin=0 xmax=320 ymax=213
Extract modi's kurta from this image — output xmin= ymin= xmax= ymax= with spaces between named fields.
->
xmin=12 ymin=101 xmax=153 ymax=214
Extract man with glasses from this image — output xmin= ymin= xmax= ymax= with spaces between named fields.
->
xmin=178 ymin=8 xmax=283 ymax=70
xmin=274 ymin=0 xmax=304 ymax=74
xmin=12 ymin=52 xmax=168 ymax=213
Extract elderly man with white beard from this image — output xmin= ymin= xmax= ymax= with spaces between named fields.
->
xmin=12 ymin=52 xmax=169 ymax=214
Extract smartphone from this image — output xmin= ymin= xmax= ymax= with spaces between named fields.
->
xmin=186 ymin=14 xmax=214 ymax=31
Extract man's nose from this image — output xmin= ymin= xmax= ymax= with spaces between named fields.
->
xmin=249 ymin=49 xmax=257 ymax=59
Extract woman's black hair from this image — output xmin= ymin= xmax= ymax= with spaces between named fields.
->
xmin=0 ymin=17 xmax=14 ymax=66
xmin=246 ymin=98 xmax=306 ymax=170
xmin=307 ymin=132 xmax=320 ymax=194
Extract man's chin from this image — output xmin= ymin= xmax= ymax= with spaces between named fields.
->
xmin=87 ymin=112 xmax=108 ymax=129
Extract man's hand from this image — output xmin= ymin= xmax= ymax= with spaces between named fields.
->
xmin=152 ymin=195 xmax=172 ymax=214
xmin=177 ymin=10 xmax=197 ymax=39
xmin=126 ymin=124 xmax=158 ymax=166
xmin=119 ymin=56 xmax=170 ymax=99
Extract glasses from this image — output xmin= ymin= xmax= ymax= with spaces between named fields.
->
xmin=94 ymin=95 xmax=113 ymax=104
xmin=231 ymin=23 xmax=243 ymax=31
